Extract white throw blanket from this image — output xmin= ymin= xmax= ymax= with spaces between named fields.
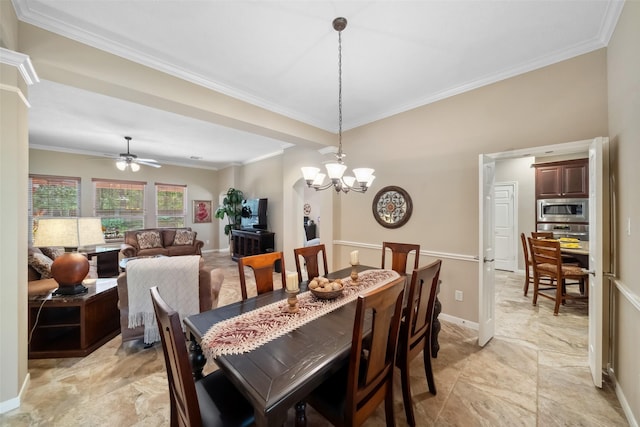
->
xmin=127 ymin=255 xmax=200 ymax=344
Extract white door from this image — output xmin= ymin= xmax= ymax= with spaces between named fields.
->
xmin=494 ymin=183 xmax=516 ymax=271
xmin=588 ymin=137 xmax=609 ymax=388
xmin=478 ymin=155 xmax=496 ymax=346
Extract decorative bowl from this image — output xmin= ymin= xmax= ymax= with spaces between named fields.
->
xmin=310 ymin=283 xmax=344 ymax=300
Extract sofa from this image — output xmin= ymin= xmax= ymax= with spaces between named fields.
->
xmin=117 ymin=258 xmax=223 ymax=343
xmin=120 ymin=227 xmax=204 ymax=258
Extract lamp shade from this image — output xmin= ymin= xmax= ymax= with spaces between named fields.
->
xmin=33 ymin=217 xmax=105 ymax=248
xmin=33 ymin=217 xmax=105 ymax=295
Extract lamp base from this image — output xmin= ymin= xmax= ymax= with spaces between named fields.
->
xmin=53 ymin=284 xmax=88 ymax=296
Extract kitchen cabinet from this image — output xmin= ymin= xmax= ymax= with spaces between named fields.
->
xmin=534 ymin=159 xmax=588 ymax=198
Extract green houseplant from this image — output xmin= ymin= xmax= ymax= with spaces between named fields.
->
xmin=214 ymin=188 xmax=251 ymax=243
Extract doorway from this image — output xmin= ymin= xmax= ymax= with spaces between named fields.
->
xmin=478 ymin=137 xmax=608 ymax=388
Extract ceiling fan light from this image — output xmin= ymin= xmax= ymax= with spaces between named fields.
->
xmin=325 ymin=162 xmax=347 ymax=180
xmin=130 ymin=162 xmax=140 ymax=172
xmin=116 ymin=160 xmax=127 ymax=171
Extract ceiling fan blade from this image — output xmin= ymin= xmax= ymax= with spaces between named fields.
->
xmin=136 ymin=160 xmax=162 ymax=168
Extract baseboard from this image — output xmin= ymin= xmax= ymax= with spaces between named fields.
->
xmin=609 ymin=367 xmax=639 ymax=427
xmin=439 ymin=313 xmax=479 ymax=330
xmin=0 ymin=372 xmax=29 ymax=414
xmin=202 ymin=248 xmax=230 ymax=254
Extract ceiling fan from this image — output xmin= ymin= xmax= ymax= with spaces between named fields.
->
xmin=112 ymin=136 xmax=161 ymax=171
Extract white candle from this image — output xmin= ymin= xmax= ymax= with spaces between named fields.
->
xmin=286 ymin=273 xmax=299 ymax=291
xmin=350 ymin=250 xmax=359 ymax=265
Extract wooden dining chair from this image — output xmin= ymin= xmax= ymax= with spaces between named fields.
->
xmin=527 ymin=237 xmax=588 ymax=315
xmin=307 ymin=276 xmax=406 ymax=427
xmin=381 ymin=242 xmax=420 ymax=275
xmin=396 ymin=259 xmax=442 ymax=427
xmin=150 ymin=287 xmax=255 ymax=427
xmin=521 ymin=233 xmax=536 ymax=296
xmin=238 ymin=251 xmax=286 ymax=300
xmin=293 ymin=244 xmax=328 ymax=282
xmin=531 ymin=231 xmax=581 ymax=269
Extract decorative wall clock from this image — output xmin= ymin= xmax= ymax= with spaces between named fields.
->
xmin=372 ymin=186 xmax=413 ymax=228
xmin=303 ymin=203 xmax=312 ymax=216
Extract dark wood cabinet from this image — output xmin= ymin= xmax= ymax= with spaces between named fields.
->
xmin=231 ymin=230 xmax=275 ymax=260
xmin=28 ymin=279 xmax=120 ymax=358
xmin=534 ymin=159 xmax=588 ymax=198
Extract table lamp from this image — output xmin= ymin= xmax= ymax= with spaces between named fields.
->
xmin=33 ymin=217 xmax=105 ymax=295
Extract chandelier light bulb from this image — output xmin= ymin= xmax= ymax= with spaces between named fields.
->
xmin=130 ymin=162 xmax=140 ymax=172
xmin=116 ymin=160 xmax=127 ymax=171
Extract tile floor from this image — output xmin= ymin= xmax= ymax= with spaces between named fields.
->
xmin=1 ymin=253 xmax=628 ymax=426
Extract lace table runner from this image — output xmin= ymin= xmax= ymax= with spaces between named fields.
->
xmin=201 ymin=269 xmax=399 ymax=359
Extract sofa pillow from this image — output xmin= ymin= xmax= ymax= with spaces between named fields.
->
xmin=40 ymin=246 xmax=65 ymax=260
xmin=137 ymin=231 xmax=163 ymax=249
xmin=173 ymin=230 xmax=195 ymax=246
xmin=28 ymin=253 xmax=54 ymax=279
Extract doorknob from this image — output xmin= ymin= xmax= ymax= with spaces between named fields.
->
xmin=484 ymin=257 xmax=495 ymax=263
xmin=582 ymin=269 xmax=595 ymax=276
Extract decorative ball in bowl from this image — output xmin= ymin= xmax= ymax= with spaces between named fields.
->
xmin=308 ymin=277 xmax=344 ymax=300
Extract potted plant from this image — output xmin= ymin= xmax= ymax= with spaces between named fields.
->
xmin=214 ymin=188 xmax=252 ymax=246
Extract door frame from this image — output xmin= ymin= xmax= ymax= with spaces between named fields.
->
xmin=479 ymin=138 xmax=608 ymax=387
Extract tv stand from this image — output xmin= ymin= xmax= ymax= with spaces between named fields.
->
xmin=231 ymin=229 xmax=275 ymax=261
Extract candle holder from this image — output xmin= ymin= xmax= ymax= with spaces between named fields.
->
xmin=350 ymin=263 xmax=359 ymax=282
xmin=285 ymin=289 xmax=300 ymax=313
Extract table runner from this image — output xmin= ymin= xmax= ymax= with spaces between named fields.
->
xmin=201 ymin=269 xmax=400 ymax=359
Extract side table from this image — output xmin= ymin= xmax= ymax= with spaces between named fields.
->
xmin=84 ymin=246 xmax=120 ymax=277
xmin=28 ymin=278 xmax=121 ymax=358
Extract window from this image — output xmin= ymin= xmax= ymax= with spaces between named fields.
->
xmin=156 ymin=183 xmax=187 ymax=227
xmin=93 ymin=178 xmax=146 ymax=239
xmin=29 ymin=175 xmax=81 ymax=241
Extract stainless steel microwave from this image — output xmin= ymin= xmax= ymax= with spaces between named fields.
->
xmin=537 ymin=198 xmax=589 ymax=223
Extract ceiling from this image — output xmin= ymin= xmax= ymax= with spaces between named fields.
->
xmin=14 ymin=0 xmax=623 ymax=170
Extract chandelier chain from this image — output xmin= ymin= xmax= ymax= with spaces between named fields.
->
xmin=338 ymin=28 xmax=343 ymax=161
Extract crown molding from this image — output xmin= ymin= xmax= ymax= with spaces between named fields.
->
xmin=0 ymin=48 xmax=39 ymax=85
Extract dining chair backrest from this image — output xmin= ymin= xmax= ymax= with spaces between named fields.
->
xmin=293 ymin=244 xmax=328 ymax=282
xmin=347 ymin=276 xmax=405 ymax=426
xmin=238 ymin=251 xmax=286 ymax=300
xmin=151 ymin=286 xmax=203 ymax=426
xmin=531 ymin=231 xmax=554 ymax=239
xmin=381 ymin=242 xmax=420 ymax=275
xmin=151 ymin=287 xmax=255 ymax=427
xmin=396 ymin=260 xmax=442 ymax=426
xmin=403 ymin=259 xmax=442 ymax=355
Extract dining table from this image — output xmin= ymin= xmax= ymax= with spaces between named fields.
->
xmin=183 ymin=264 xmax=399 ymax=427
xmin=560 ymin=239 xmax=589 ymax=268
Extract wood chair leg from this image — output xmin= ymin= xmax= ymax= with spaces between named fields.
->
xmin=554 ymin=280 xmax=563 ymax=315
xmin=423 ymin=345 xmax=437 ymax=395
xmin=523 ymin=274 xmax=530 ymax=297
xmin=399 ymin=361 xmax=415 ymax=427
xmin=385 ymin=389 xmax=396 ymax=427
xmin=532 ymin=277 xmax=539 ymax=306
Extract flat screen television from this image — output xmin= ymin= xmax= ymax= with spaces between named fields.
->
xmin=241 ymin=198 xmax=268 ymax=230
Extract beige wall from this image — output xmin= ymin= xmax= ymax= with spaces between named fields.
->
xmin=607 ymin=1 xmax=640 ymax=422
xmin=0 ymin=1 xmax=29 ymax=409
xmin=333 ymin=49 xmax=608 ymax=323
xmin=29 ymin=149 xmax=220 ymax=250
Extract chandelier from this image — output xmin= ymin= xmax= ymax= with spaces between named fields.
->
xmin=301 ymin=17 xmax=375 ymax=193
